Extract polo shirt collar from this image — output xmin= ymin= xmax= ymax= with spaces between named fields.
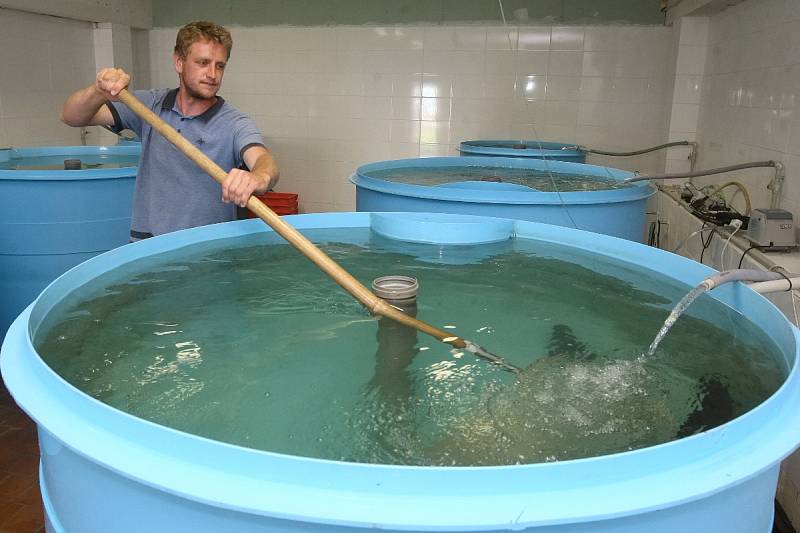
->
xmin=161 ymin=88 xmax=225 ymax=122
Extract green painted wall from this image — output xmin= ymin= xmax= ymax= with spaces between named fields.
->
xmin=153 ymin=0 xmax=664 ymax=28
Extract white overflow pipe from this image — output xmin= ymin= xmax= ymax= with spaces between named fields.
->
xmin=700 ymin=269 xmax=800 ymax=295
xmin=748 ymin=277 xmax=800 ymax=294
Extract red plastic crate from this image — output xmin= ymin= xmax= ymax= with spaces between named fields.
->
xmin=243 ymin=192 xmax=299 ymax=218
xmin=269 ymin=205 xmax=299 ymax=216
xmin=260 ymin=192 xmax=298 ymax=208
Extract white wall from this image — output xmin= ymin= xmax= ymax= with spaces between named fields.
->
xmin=663 ymin=16 xmax=708 ymax=174
xmin=0 ymin=8 xmax=97 ymax=146
xmin=0 ymin=0 xmax=152 ymax=148
xmin=696 ymin=0 xmax=800 ymax=214
xmin=0 ymin=16 xmax=676 ymax=210
xmin=142 ymin=24 xmax=675 ymax=212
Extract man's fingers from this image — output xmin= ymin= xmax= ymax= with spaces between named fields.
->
xmin=96 ymin=68 xmax=130 ymax=98
xmin=223 ymin=171 xmax=254 ymax=207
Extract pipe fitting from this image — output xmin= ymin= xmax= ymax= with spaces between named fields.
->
xmin=371 ymin=276 xmax=419 ymax=306
xmin=768 ymin=161 xmax=785 ymax=209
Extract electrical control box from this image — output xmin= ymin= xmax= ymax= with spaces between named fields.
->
xmin=744 ymin=209 xmax=797 ymax=250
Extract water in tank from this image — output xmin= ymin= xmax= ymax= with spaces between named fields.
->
xmin=34 ymin=222 xmax=784 ymax=464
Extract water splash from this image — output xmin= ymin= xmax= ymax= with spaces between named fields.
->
xmin=647 ymin=283 xmax=711 ymax=356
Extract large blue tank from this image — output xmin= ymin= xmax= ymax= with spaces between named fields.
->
xmin=350 ymin=156 xmax=655 ymax=242
xmin=2 ymin=212 xmax=799 ymax=532
xmin=459 ymin=140 xmax=586 ymax=162
xmin=0 ymin=145 xmax=139 ymax=341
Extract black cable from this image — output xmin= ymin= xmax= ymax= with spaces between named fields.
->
xmin=680 ymin=182 xmax=749 ymax=228
xmin=737 ymin=245 xmax=761 ymax=269
xmin=700 ymin=223 xmax=714 ymax=264
xmin=771 ymin=269 xmax=793 ymax=291
xmin=656 ymin=220 xmax=662 ymax=249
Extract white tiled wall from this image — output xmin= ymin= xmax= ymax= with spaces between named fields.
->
xmin=0 ymin=8 xmax=96 ymax=147
xmin=0 ymin=14 xmax=679 ymax=213
xmin=141 ymin=24 xmax=675 ymax=212
xmin=662 ymin=16 xmax=708 ymax=174
xmin=696 ymin=0 xmax=800 ymax=215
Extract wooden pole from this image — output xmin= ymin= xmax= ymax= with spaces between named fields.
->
xmin=117 ymin=89 xmax=520 ymax=373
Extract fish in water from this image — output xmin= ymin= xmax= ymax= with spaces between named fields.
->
xmin=677 ymin=375 xmax=734 ymax=438
xmin=351 ymin=324 xmax=737 ymax=466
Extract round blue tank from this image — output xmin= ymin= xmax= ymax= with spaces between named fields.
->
xmin=350 ymin=157 xmax=655 ymax=242
xmin=459 ymin=140 xmax=586 ymax=162
xmin=2 ymin=212 xmax=799 ymax=532
xmin=0 ymin=145 xmax=139 ymax=340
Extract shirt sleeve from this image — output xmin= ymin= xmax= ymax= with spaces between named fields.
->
xmin=106 ymin=89 xmax=160 ymax=137
xmin=231 ymin=114 xmax=266 ymax=168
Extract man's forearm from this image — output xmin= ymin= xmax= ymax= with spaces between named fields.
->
xmin=251 ymin=151 xmax=280 ymax=193
xmin=60 ymin=85 xmax=110 ymax=127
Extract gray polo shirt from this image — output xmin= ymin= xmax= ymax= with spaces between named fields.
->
xmin=108 ymin=88 xmax=265 ymax=239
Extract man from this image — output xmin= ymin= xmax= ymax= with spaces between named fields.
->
xmin=60 ymin=20 xmax=279 ymax=240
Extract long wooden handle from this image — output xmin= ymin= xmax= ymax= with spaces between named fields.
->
xmin=117 ymin=89 xmax=474 ymax=350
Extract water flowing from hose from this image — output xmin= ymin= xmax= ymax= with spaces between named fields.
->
xmin=647 ymin=269 xmax=793 ymax=356
xmin=647 ymin=282 xmax=712 ymax=356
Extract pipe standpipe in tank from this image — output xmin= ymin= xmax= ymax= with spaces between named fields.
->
xmin=371 ymin=276 xmax=419 ymax=307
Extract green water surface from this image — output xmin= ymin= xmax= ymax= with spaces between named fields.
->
xmin=365 ymin=166 xmax=632 ymax=192
xmin=35 ymin=229 xmax=787 ymax=466
xmin=0 ymin=154 xmax=140 ymax=170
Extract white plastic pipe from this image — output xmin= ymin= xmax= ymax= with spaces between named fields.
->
xmin=704 ymin=269 xmax=785 ymax=290
xmin=748 ymin=277 xmax=800 ymax=294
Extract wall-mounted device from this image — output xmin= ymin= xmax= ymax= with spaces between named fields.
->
xmin=744 ymin=209 xmax=797 ymax=250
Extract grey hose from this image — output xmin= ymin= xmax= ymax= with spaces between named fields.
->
xmin=624 ymin=161 xmax=777 ymax=184
xmin=575 ymin=141 xmax=695 ymax=157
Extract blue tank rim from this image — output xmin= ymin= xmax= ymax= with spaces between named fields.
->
xmin=351 ymin=157 xmax=655 ymax=205
xmin=459 ymin=139 xmax=586 ymax=159
xmin=2 ymin=212 xmax=799 ymax=529
xmin=0 ymin=145 xmax=140 ymax=181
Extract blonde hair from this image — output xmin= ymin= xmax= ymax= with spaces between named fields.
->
xmin=174 ymin=21 xmax=233 ymax=59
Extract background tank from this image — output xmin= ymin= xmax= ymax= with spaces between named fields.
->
xmin=459 ymin=140 xmax=586 ymax=162
xmin=0 ymin=145 xmax=139 ymax=340
xmin=350 ymin=156 xmax=655 ymax=242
